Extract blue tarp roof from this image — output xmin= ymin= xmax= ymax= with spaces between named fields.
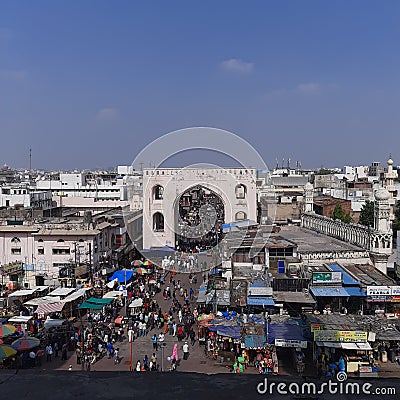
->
xmin=210 ymin=268 xmax=221 ymax=275
xmin=310 ymin=287 xmax=349 ymax=297
xmin=247 ymin=296 xmax=275 ymax=306
xmin=244 ymin=334 xmax=267 ymax=349
xmin=250 ymin=280 xmax=267 ymax=288
xmin=268 ymin=323 xmax=305 ymax=343
xmin=222 ymin=223 xmax=237 ymax=229
xmin=343 ymin=287 xmax=367 ymax=297
xmin=208 ymin=325 xmax=241 ymax=338
xmin=328 ymin=264 xmax=359 ymax=286
xmin=109 ymin=270 xmax=134 ymax=283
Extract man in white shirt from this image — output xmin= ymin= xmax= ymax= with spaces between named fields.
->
xmin=183 ymin=341 xmax=189 ymax=360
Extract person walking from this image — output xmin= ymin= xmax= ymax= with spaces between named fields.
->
xmin=151 ymin=334 xmax=158 ymax=351
xmin=53 ymin=342 xmax=59 ymax=358
xmin=61 ymin=343 xmax=68 ymax=361
xmin=183 ymin=341 xmax=189 ymax=360
xmin=189 ymin=329 xmax=196 ymax=346
xmin=114 ymin=348 xmax=120 ymax=365
xmin=46 ymin=344 xmax=53 ymax=362
xmin=178 ymin=309 xmax=182 ymax=323
xmin=173 ymin=321 xmax=177 ymax=336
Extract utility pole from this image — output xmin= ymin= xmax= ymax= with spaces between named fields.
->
xmin=29 ymin=148 xmax=32 ymax=172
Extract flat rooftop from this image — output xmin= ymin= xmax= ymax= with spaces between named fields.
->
xmin=277 ymin=226 xmax=365 ymax=253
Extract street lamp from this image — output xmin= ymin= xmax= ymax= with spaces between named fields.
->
xmin=128 ymin=328 xmax=134 ymax=372
xmin=160 ymin=342 xmax=167 ymax=372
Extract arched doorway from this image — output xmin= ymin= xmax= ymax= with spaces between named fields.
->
xmin=175 ymin=185 xmax=225 ymax=252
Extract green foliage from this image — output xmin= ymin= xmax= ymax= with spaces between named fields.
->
xmin=330 ymin=202 xmax=352 ymax=224
xmin=393 ymin=200 xmax=400 ymax=232
xmin=359 ymin=200 xmax=374 ymax=227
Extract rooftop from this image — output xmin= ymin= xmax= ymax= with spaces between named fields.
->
xmin=278 ymin=226 xmax=365 ymax=253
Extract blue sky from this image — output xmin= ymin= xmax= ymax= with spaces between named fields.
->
xmin=1 ymin=1 xmax=399 ymax=170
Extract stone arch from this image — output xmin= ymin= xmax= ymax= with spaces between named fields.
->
xmin=152 ymin=185 xmax=164 ymax=200
xmin=153 ymin=212 xmax=164 ymax=231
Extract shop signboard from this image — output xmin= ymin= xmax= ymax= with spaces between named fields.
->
xmin=366 ymin=286 xmax=391 ymax=296
xmin=314 ymin=330 xmax=368 ymax=342
xmin=391 ymin=296 xmax=400 ymax=303
xmin=391 ymin=286 xmax=400 ymax=296
xmin=312 ymin=272 xmax=342 ymax=284
xmin=310 ymin=324 xmax=321 ymax=332
xmin=248 ymin=287 xmax=273 ymax=296
xmin=275 ymin=339 xmax=307 ymax=348
xmin=367 ymin=295 xmax=392 ymax=302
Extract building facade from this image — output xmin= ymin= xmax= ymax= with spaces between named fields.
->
xmin=142 ymin=168 xmax=257 ymax=249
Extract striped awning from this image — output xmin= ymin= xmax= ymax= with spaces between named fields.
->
xmin=36 ymin=302 xmax=65 ymax=315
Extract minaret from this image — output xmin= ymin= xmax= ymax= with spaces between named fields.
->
xmin=304 ymin=182 xmax=314 ymax=213
xmin=384 ymin=155 xmax=397 ymax=227
xmin=370 ymin=187 xmax=392 ymax=274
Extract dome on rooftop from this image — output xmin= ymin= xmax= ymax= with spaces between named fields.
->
xmin=374 ymin=188 xmax=390 ymax=201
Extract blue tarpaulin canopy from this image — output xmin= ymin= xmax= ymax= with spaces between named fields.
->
xmin=309 ymin=287 xmax=349 ymax=297
xmin=244 ymin=334 xmax=267 ymax=349
xmin=328 ymin=264 xmax=359 ymax=286
xmin=208 ymin=325 xmax=241 ymax=338
xmin=247 ymin=297 xmax=275 ymax=306
xmin=268 ymin=323 xmax=305 ymax=343
xmin=108 ymin=270 xmax=134 ymax=283
xmin=343 ymin=287 xmax=367 ymax=297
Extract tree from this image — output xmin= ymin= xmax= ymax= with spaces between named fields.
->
xmin=393 ymin=200 xmax=400 ymax=233
xmin=359 ymin=200 xmax=374 ymax=227
xmin=330 ymin=202 xmax=352 ymax=223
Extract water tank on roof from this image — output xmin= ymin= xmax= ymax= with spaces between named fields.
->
xmin=84 ymin=211 xmax=93 ymax=224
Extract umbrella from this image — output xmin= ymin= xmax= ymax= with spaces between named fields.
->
xmin=0 ymin=344 xmax=17 ymax=360
xmin=143 ymin=260 xmax=152 ymax=266
xmin=11 ymin=336 xmax=40 ymax=351
xmin=134 ymin=267 xmax=148 ymax=275
xmin=132 ymin=260 xmax=143 ymax=267
xmin=0 ymin=324 xmax=17 ymax=338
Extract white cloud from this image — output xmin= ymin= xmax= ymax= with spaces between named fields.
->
xmin=220 ymin=58 xmax=254 ymax=73
xmin=95 ymin=107 xmax=119 ymax=121
xmin=0 ymin=69 xmax=27 ymax=81
xmin=296 ymin=83 xmax=321 ymax=95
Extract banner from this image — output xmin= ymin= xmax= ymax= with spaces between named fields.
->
xmin=312 ymin=272 xmax=342 ymax=284
xmin=314 ymin=330 xmax=368 ymax=342
xmin=275 ymin=339 xmax=307 ymax=348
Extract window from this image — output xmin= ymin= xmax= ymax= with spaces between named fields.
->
xmin=153 ymin=185 xmax=164 ymax=200
xmin=11 ymin=248 xmax=21 ymax=255
xmin=235 ymin=184 xmax=247 ymax=199
xmin=153 ymin=212 xmax=164 ymax=231
xmin=52 ymin=248 xmax=71 ymax=255
xmin=57 ymin=239 xmax=65 ymax=243
xmin=38 ymin=239 xmax=44 ymax=243
xmin=235 ymin=211 xmax=247 ymax=221
xmin=11 ymin=237 xmax=21 ymax=243
xmin=38 ymin=248 xmax=45 ymax=255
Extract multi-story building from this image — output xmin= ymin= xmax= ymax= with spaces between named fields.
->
xmin=141 ymin=167 xmax=257 ymax=250
xmin=0 ymin=220 xmax=118 ymax=289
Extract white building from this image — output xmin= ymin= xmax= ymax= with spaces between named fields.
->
xmin=0 ymin=184 xmax=52 ymax=209
xmin=36 ymin=170 xmax=138 ymax=202
xmin=0 ymin=221 xmax=117 ymax=289
xmin=142 ymin=168 xmax=257 ymax=249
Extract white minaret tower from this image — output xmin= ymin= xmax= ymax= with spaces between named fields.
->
xmin=374 ymin=187 xmax=391 ymax=233
xmin=370 ymin=187 xmax=392 ymax=274
xmin=384 ymin=155 xmax=397 ymax=228
xmin=304 ymin=182 xmax=314 ymax=213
